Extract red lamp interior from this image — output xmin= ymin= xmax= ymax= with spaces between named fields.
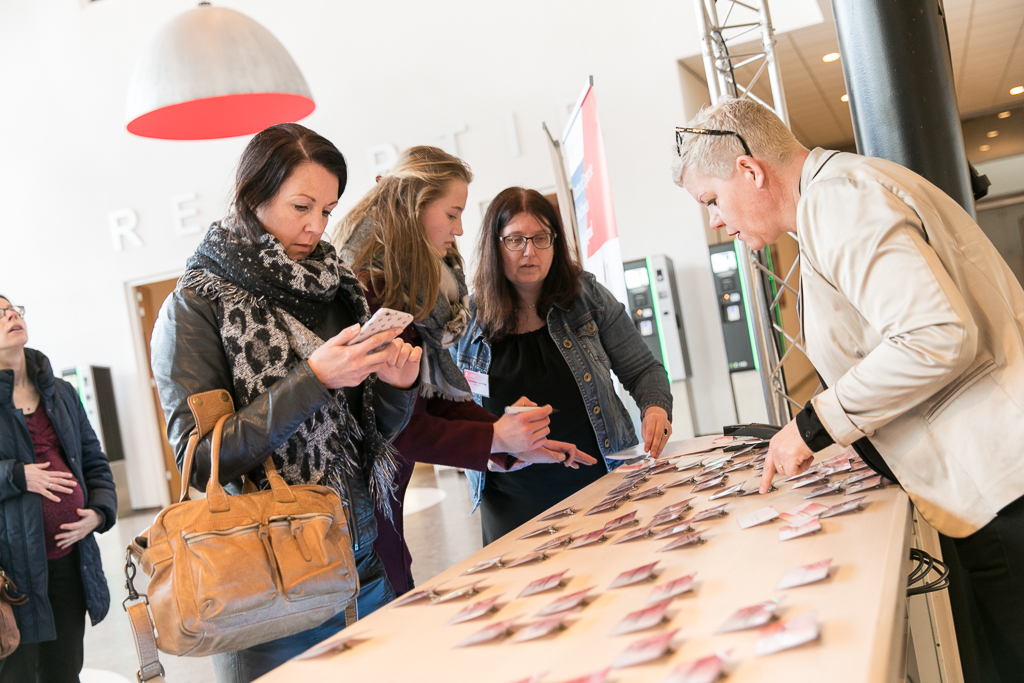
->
xmin=127 ymin=92 xmax=315 ymax=140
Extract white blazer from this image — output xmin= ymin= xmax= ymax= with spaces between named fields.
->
xmin=799 ymin=148 xmax=1024 ymax=537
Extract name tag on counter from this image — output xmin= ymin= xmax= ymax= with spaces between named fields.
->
xmin=463 ymin=370 xmax=490 ymax=397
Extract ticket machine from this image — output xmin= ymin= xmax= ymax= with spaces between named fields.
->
xmin=708 ymin=242 xmax=756 ymax=373
xmin=622 ymin=255 xmax=691 ymax=383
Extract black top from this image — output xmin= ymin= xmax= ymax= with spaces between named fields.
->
xmin=482 ymin=327 xmax=605 ymax=502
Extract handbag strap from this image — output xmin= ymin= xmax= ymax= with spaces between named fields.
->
xmin=179 ymin=389 xmax=298 ymax=508
xmin=126 ymin=600 xmax=166 ymax=683
xmin=178 ymin=389 xmax=235 ymax=503
xmin=203 ymin=414 xmax=232 ymax=513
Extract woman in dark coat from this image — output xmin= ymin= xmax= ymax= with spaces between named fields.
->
xmin=0 ymin=295 xmax=117 ymax=683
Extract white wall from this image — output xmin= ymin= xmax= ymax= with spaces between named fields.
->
xmin=976 ymin=152 xmax=1024 ymax=198
xmin=1 ymin=0 xmax=738 ymax=509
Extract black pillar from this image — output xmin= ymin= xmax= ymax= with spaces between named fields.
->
xmin=830 ymin=0 xmax=975 ymax=218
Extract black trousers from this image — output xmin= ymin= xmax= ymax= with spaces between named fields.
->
xmin=950 ymin=495 xmax=1024 ymax=682
xmin=0 ymin=550 xmax=87 ymax=683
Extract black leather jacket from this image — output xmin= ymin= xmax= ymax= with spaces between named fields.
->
xmin=150 ymin=287 xmax=417 ymax=596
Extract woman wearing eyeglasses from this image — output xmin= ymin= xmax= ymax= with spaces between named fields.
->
xmin=453 ymin=187 xmax=674 ymax=543
xmin=0 ymin=297 xmax=117 ymax=683
xmin=334 ymin=147 xmax=596 ymax=593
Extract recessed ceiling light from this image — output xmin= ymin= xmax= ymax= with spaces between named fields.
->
xmin=822 ymin=52 xmax=840 ymax=63
xmin=841 ymin=94 xmax=849 ymax=102
xmin=998 ymin=111 xmax=1011 ymax=119
xmin=1012 ymin=86 xmax=1024 ymax=96
xmin=987 ymin=130 xmax=1000 ymax=138
xmin=980 ymin=145 xmax=991 ymax=152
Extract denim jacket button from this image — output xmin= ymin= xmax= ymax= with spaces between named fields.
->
xmin=583 ymin=373 xmax=592 ymax=382
xmin=604 ymin=439 xmax=610 ymax=448
xmin=563 ymin=340 xmax=572 ymax=349
xmin=593 ymin=406 xmax=601 ymax=415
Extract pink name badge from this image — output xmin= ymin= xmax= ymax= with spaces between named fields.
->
xmin=519 ymin=571 xmax=569 ymax=598
xmin=610 ymin=629 xmax=678 ymax=668
xmin=462 ymin=556 xmax=505 ymax=576
xmin=755 ymin=611 xmax=820 ymax=656
xmin=447 ymin=595 xmax=503 ymax=625
xmin=535 ymin=587 xmax=595 ymax=617
xmin=663 ymin=652 xmax=729 ymax=683
xmin=737 ymin=506 xmax=780 ymax=529
xmin=777 ymin=559 xmax=832 ymax=590
xmin=716 ymin=599 xmax=781 ymax=633
xmin=609 ymin=562 xmax=660 ymax=589
xmin=647 ymin=574 xmax=696 ymax=604
xmin=603 ymin=510 xmax=640 ymax=532
xmin=455 ymin=616 xmax=521 ymax=648
xmin=611 ymin=600 xmax=672 ymax=636
xmin=778 ymin=517 xmax=823 ymax=541
xmin=510 ymin=615 xmax=567 ymax=643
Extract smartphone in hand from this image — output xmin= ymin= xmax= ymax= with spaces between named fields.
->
xmin=345 ymin=308 xmax=414 ymax=346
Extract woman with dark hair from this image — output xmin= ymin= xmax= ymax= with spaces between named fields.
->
xmin=454 ymin=187 xmax=674 ymax=543
xmin=334 ymin=147 xmax=594 ymax=594
xmin=151 ymin=123 xmax=421 ymax=683
xmin=0 ymin=295 xmax=117 ymax=683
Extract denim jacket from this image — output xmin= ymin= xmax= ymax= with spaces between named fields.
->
xmin=452 ymin=272 xmax=673 ymax=511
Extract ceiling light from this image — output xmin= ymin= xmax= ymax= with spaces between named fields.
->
xmin=1011 ymin=86 xmax=1024 ymax=96
xmin=987 ymin=131 xmax=999 ymax=138
xmin=998 ymin=111 xmax=1011 ymax=119
xmin=979 ymin=145 xmax=991 ymax=152
xmin=822 ymin=52 xmax=840 ymax=63
xmin=125 ymin=2 xmax=314 ymax=140
xmin=841 ymin=94 xmax=849 ymax=102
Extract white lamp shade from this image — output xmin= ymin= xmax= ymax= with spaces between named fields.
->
xmin=125 ymin=4 xmax=315 ymax=140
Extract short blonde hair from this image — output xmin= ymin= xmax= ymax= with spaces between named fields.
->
xmin=672 ymin=97 xmax=804 ymax=184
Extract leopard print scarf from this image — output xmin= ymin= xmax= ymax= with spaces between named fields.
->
xmin=179 ymin=222 xmax=399 ymax=517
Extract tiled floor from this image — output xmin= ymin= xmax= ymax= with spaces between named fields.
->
xmin=83 ymin=465 xmax=482 ymax=682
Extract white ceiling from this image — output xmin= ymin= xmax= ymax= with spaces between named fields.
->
xmin=680 ymin=0 xmax=1024 ymax=162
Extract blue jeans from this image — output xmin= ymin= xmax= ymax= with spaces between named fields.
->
xmin=211 ymin=572 xmax=394 ymax=683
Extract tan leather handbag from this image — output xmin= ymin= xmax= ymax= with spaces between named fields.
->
xmin=124 ymin=389 xmax=359 ymax=681
xmin=0 ymin=552 xmax=27 ymax=659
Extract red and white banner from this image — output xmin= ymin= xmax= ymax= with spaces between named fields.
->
xmin=562 ymin=80 xmax=628 ymax=307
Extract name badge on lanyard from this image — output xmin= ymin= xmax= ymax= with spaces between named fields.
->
xmin=463 ymin=370 xmax=490 ymax=397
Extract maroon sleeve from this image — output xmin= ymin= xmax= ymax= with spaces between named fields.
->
xmin=365 ymin=279 xmax=509 ymax=470
xmin=391 ymin=394 xmax=507 ymax=471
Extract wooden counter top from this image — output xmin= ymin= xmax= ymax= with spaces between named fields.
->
xmin=259 ymin=437 xmax=911 ymax=683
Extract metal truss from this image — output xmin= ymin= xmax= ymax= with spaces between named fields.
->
xmin=693 ymin=0 xmax=813 ymax=424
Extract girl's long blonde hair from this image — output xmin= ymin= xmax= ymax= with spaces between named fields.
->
xmin=333 ymin=146 xmax=473 ymax=321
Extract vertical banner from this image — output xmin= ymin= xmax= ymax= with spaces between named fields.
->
xmin=561 ymin=78 xmax=628 ymax=307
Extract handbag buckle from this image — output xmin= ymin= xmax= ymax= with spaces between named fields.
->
xmin=137 ymin=663 xmax=165 ymax=682
xmin=123 ymin=546 xmax=149 ymax=611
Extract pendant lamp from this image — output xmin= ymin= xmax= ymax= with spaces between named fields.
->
xmin=125 ymin=2 xmax=314 ymax=140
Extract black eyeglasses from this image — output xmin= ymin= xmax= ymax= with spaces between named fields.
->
xmin=499 ymin=233 xmax=556 ymax=252
xmin=675 ymin=127 xmax=753 ymax=158
xmin=0 ymin=305 xmax=25 ymax=319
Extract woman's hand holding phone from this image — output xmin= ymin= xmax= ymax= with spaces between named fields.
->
xmin=309 ymin=325 xmax=404 ymax=389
